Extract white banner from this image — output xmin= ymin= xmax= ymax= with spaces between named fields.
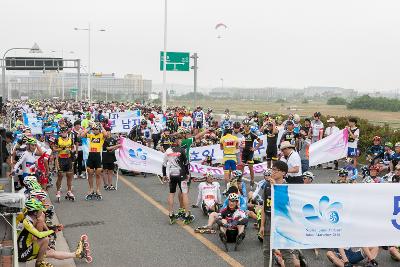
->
xmin=189 ymin=135 xmax=268 ymax=163
xmin=272 ymin=183 xmax=400 ymax=249
xmin=23 ymin=113 xmax=43 ymax=135
xmin=109 ymin=110 xmax=141 ymax=133
xmin=116 ymin=138 xmax=268 ymax=177
xmin=309 ymin=129 xmax=348 ymax=166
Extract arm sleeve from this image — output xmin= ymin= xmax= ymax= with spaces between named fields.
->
xmin=241 ymin=182 xmax=247 ymax=198
xmin=23 ymin=218 xmax=54 ymax=239
xmin=13 ymin=151 xmax=27 ymax=173
xmin=196 ymin=184 xmax=202 ymax=206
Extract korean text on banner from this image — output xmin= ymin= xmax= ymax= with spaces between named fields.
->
xmin=109 ymin=110 xmax=141 ymax=133
xmin=309 ymin=129 xmax=348 ymax=166
xmin=272 ymin=183 xmax=400 ymax=249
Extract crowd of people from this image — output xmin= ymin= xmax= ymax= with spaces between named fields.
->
xmin=2 ymin=99 xmax=400 ymax=267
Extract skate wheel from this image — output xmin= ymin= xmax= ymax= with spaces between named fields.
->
xmin=81 ymin=234 xmax=88 ymax=241
xmin=84 ymin=242 xmax=90 ymax=249
xmin=86 ymin=255 xmax=93 ymax=263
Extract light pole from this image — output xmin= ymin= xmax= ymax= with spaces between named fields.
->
xmin=162 ymin=0 xmax=168 ymax=112
xmin=2 ymin=43 xmax=41 ymax=100
xmin=74 ymin=25 xmax=106 ymax=103
xmin=221 ymin=78 xmax=224 ymax=89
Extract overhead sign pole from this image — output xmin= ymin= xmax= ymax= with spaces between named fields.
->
xmin=162 ymin=0 xmax=168 ymax=112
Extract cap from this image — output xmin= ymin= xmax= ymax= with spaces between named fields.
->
xmin=280 ymin=141 xmax=295 ymax=150
xmin=327 ymin=118 xmax=336 ymax=123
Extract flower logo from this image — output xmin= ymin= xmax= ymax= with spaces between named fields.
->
xmin=302 ymin=196 xmax=342 ymax=225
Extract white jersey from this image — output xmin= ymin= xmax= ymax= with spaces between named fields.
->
xmin=196 ymin=181 xmax=221 ymax=206
xmin=13 ymin=150 xmax=37 ymax=175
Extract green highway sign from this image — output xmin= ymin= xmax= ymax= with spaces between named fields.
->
xmin=70 ymin=88 xmax=78 ymax=94
xmin=160 ymin=51 xmax=190 ymax=71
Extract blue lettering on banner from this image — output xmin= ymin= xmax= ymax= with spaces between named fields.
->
xmin=109 ymin=113 xmax=119 ymax=120
xmin=122 ymin=119 xmax=132 ymax=130
xmin=190 ymin=151 xmax=201 ymax=161
xmin=392 ymin=196 xmax=400 ymax=230
xmin=202 ymin=149 xmax=216 ymax=161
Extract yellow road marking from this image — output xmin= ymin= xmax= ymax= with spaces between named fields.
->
xmin=119 ymin=175 xmax=244 ymax=267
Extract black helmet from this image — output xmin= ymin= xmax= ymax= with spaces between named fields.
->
xmin=242 ymin=119 xmax=250 ymax=125
xmin=224 ymin=125 xmax=232 ymax=133
xmin=233 ymin=121 xmax=241 ymax=129
xmin=140 ymin=119 xmax=147 ymax=125
xmin=338 ymin=168 xmax=349 ymax=177
xmin=59 ymin=127 xmax=68 ymax=133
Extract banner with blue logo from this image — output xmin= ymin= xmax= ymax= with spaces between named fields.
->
xmin=272 ymin=183 xmax=400 ymax=249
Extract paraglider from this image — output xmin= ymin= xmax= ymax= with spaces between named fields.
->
xmin=215 ymin=23 xmax=228 ymax=39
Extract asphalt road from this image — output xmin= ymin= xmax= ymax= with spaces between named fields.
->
xmin=49 ymin=167 xmax=399 ymax=267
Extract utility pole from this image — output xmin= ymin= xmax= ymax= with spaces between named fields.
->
xmin=191 ymin=53 xmax=198 ymax=109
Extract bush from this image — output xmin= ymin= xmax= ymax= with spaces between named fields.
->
xmin=347 ymin=95 xmax=400 ymax=112
xmin=327 ymin=97 xmax=347 ymax=105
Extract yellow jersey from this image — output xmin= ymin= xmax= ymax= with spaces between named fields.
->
xmin=220 ymin=134 xmax=238 ymax=162
xmin=87 ymin=133 xmax=104 ymax=153
xmin=57 ymin=137 xmax=73 ymax=158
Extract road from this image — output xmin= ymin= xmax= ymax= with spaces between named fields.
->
xmin=49 ymin=168 xmax=398 ymax=267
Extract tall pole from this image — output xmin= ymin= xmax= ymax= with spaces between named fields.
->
xmin=88 ymin=23 xmax=91 ymax=103
xmin=162 ymin=0 xmax=168 ymax=112
xmin=221 ymin=78 xmax=224 ymax=89
xmin=1 ymin=62 xmax=5 ymax=101
xmin=191 ymin=53 xmax=198 ymax=109
xmin=77 ymin=59 xmax=81 ymax=100
xmin=62 ymin=74 xmax=65 ymax=100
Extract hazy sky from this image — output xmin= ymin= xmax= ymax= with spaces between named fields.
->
xmin=2 ymin=0 xmax=400 ymax=91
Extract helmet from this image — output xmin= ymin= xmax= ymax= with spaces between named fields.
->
xmin=224 ymin=125 xmax=232 ymax=133
xmin=314 ymin=112 xmax=321 ymax=117
xmin=373 ymin=136 xmax=381 ymax=141
xmin=207 ymin=107 xmax=213 ymax=112
xmin=385 ymin=142 xmax=393 ymax=148
xmin=228 ymin=193 xmax=239 ymax=202
xmin=242 ymin=119 xmax=250 ymax=125
xmin=338 ymin=168 xmax=349 ymax=176
xmin=25 ymin=198 xmax=46 ymax=212
xmin=263 ymin=112 xmax=269 ymax=116
xmin=253 ymin=111 xmax=258 ymax=116
xmin=59 ymin=127 xmax=68 ymax=133
xmin=232 ymin=170 xmax=243 ymax=179
xmin=26 ymin=180 xmax=42 ymax=191
xmin=395 ymin=142 xmax=400 ymax=147
xmin=293 ymin=114 xmax=301 ymax=122
xmin=29 ymin=190 xmax=48 ymax=201
xmin=263 ymin=168 xmax=272 ymax=177
xmin=177 ymin=127 xmax=190 ymax=135
xmin=26 ymin=138 xmax=37 ymax=145
xmin=302 ymin=171 xmax=315 ymax=180
xmin=23 ymin=175 xmax=37 ymax=185
xmin=233 ymin=121 xmax=241 ymax=129
xmin=140 ymin=119 xmax=147 ymax=125
xmin=204 ymin=171 xmax=214 ymax=179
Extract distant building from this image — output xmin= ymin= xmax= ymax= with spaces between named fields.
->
xmin=6 ymin=71 xmax=152 ymax=101
xmin=303 ymin=86 xmax=357 ymax=99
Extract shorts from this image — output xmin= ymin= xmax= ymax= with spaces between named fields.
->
xmin=285 ymin=176 xmax=304 ymax=184
xmin=169 ymin=176 xmax=188 ymax=194
xmin=224 ymin=159 xmax=237 ymax=172
xmin=242 ymin=150 xmax=254 ymax=164
xmin=194 ymin=121 xmax=203 ymax=129
xmin=102 ymin=162 xmax=115 ymax=170
xmin=57 ymin=158 xmax=73 ymax=173
xmin=334 ymin=248 xmax=364 ymax=264
xmin=348 ymin=147 xmax=358 ymax=157
xmin=266 ymin=148 xmax=278 ymax=161
xmin=18 ymin=233 xmax=39 ymax=262
xmin=87 ymin=152 xmax=102 ymax=169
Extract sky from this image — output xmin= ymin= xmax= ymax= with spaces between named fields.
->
xmin=1 ymin=0 xmax=400 ymax=91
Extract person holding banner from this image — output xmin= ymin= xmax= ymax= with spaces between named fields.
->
xmin=220 ymin=125 xmax=239 ymax=188
xmin=259 ymin=160 xmax=299 ymax=267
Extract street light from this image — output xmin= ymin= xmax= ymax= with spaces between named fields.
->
xmin=74 ymin=24 xmax=106 ymax=103
xmin=1 ymin=43 xmax=42 ymax=100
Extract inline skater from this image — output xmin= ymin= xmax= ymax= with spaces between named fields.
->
xmin=220 ymin=125 xmax=239 ymax=188
xmin=280 ymin=121 xmax=298 ymax=148
xmin=192 ymin=171 xmax=222 ymax=215
xmin=53 ymin=127 xmax=76 ymax=202
xmin=225 ymin=170 xmax=247 ymax=198
xmin=192 ymin=106 xmax=205 ymax=134
xmin=220 ymin=114 xmax=233 ymax=135
xmin=81 ymin=122 xmax=107 ymax=200
xmin=232 ymin=121 xmax=244 ymax=170
xmin=217 ymin=193 xmax=248 ymax=251
xmin=263 ymin=119 xmax=279 ymax=168
xmin=326 ymin=247 xmax=379 ymax=267
xmin=17 ymin=199 xmax=92 ymax=266
xmin=331 ymin=168 xmax=350 ymax=184
xmin=162 ymin=137 xmax=194 ymax=225
xmin=366 ymin=136 xmax=385 ymax=166
xmin=181 ymin=110 xmax=193 ymax=131
xmin=280 ymin=141 xmax=303 ymax=184
xmin=381 ymin=142 xmax=394 ymax=171
xmin=346 ymin=117 xmax=360 ymax=167
xmin=242 ymin=119 xmax=263 ymax=189
xmin=72 ymin=120 xmax=85 ymax=179
xmin=128 ymin=119 xmax=148 ymax=145
xmin=102 ymin=127 xmax=121 ymax=190
xmin=158 ymin=128 xmax=174 ymax=152
xmin=302 ymin=171 xmax=315 ymax=184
